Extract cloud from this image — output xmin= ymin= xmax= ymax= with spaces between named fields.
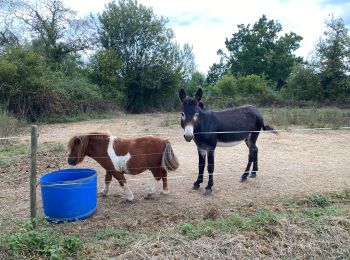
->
xmin=63 ymin=0 xmax=349 ymax=73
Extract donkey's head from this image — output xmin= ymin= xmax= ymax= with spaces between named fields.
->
xmin=178 ymin=88 xmax=203 ymax=142
xmin=67 ymin=135 xmax=89 ymax=165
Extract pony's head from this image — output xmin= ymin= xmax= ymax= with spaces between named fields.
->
xmin=178 ymin=88 xmax=203 ymax=142
xmin=67 ymin=135 xmax=89 ymax=165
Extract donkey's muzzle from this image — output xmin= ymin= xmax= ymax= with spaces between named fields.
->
xmin=184 ymin=134 xmax=193 ymax=142
xmin=184 ymin=125 xmax=194 ymax=142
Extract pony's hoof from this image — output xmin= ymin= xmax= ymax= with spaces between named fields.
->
xmin=161 ymin=189 xmax=169 ymax=195
xmin=203 ymin=189 xmax=212 ymax=196
xmin=101 ymin=192 xmax=108 ymax=197
xmin=250 ymin=173 xmax=257 ymax=178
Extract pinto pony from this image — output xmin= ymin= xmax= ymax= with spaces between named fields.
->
xmin=67 ymin=132 xmax=179 ymax=201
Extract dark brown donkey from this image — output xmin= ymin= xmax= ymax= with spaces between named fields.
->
xmin=67 ymin=132 xmax=179 ymax=201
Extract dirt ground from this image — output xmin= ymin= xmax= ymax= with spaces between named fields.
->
xmin=1 ymin=112 xmax=350 ymax=235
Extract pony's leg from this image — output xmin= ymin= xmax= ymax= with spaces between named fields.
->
xmin=193 ymin=147 xmax=206 ymax=189
xmin=160 ymin=170 xmax=169 ymax=195
xmin=204 ymin=149 xmax=215 ymax=195
xmin=111 ymin=170 xmax=134 ymax=201
xmin=148 ymin=168 xmax=162 ymax=196
xmin=101 ymin=171 xmax=112 ymax=196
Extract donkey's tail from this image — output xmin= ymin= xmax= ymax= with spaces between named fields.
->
xmin=161 ymin=140 xmax=179 ymax=172
xmin=263 ymin=125 xmax=279 ymax=135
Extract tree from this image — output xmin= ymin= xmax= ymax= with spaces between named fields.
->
xmin=1 ymin=0 xmax=96 ymax=64
xmin=180 ymin=43 xmax=197 ymax=83
xmin=215 ymin=15 xmax=303 ymax=89
xmin=98 ymin=0 xmax=183 ymax=112
xmin=313 ymin=15 xmax=350 ymax=99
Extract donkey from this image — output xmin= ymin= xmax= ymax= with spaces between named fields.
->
xmin=67 ymin=132 xmax=179 ymax=201
xmin=179 ymin=88 xmax=277 ymax=195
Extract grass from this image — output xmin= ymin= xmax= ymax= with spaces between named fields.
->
xmin=180 ymin=209 xmax=278 ymax=239
xmin=0 ymin=142 xmax=29 ymax=166
xmin=94 ymin=229 xmax=136 ymax=247
xmin=261 ymin=107 xmax=350 ymax=128
xmin=1 ymin=219 xmax=82 ymax=259
xmin=0 ymin=108 xmax=25 ymax=138
xmin=42 ymin=112 xmax=118 ymax=124
xmin=159 ymin=115 xmax=179 ymax=127
xmin=1 ymin=190 xmax=350 ymax=259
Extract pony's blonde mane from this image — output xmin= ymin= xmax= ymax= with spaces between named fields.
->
xmin=67 ymin=132 xmax=111 ymax=160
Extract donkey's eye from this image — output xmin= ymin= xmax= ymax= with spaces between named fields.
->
xmin=181 ymin=112 xmax=185 ymax=118
xmin=194 ymin=113 xmax=199 ymax=119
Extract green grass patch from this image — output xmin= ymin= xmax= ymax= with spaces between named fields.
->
xmin=261 ymin=107 xmax=350 ymax=128
xmin=159 ymin=115 xmax=179 ymax=127
xmin=0 ymin=142 xmax=29 ymax=166
xmin=40 ymin=142 xmax=65 ymax=153
xmin=2 ymin=219 xmax=82 ymax=259
xmin=43 ymin=112 xmax=117 ymax=124
xmin=94 ymin=229 xmax=135 ymax=247
xmin=180 ymin=209 xmax=278 ymax=239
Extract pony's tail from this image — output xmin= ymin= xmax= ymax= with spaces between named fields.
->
xmin=263 ymin=124 xmax=279 ymax=135
xmin=161 ymin=140 xmax=179 ymax=172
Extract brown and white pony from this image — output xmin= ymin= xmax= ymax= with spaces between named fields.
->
xmin=67 ymin=132 xmax=179 ymax=201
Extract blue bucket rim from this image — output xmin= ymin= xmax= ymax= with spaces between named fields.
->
xmin=41 ymin=168 xmax=97 ymax=187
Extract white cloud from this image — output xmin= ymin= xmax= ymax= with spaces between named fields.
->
xmin=63 ymin=0 xmax=347 ymax=73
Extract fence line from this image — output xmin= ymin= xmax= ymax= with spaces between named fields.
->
xmin=1 ymin=126 xmax=350 ymax=141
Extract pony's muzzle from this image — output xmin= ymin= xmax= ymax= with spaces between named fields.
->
xmin=68 ymin=157 xmax=77 ymax=166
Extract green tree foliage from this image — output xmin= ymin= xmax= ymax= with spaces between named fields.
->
xmin=180 ymin=43 xmax=197 ymax=84
xmin=1 ymin=0 xmax=95 ymax=64
xmin=0 ymin=46 xmax=104 ymax=121
xmin=214 ymin=15 xmax=303 ymax=88
xmin=282 ymin=64 xmax=321 ymax=101
xmin=313 ymin=15 xmax=350 ymax=100
xmin=184 ymin=71 xmax=206 ymax=97
xmin=213 ymin=74 xmax=271 ymax=98
xmin=98 ymin=0 xmax=183 ymax=112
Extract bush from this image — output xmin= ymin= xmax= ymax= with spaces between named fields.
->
xmin=0 ymin=46 xmax=112 ymax=121
xmin=0 ymin=108 xmax=24 ymax=139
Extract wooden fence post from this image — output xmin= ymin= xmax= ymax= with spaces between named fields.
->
xmin=30 ymin=125 xmax=38 ymax=226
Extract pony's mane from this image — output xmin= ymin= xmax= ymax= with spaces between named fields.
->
xmin=67 ymin=132 xmax=111 ymax=158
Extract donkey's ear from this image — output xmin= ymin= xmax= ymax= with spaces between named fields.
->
xmin=195 ymin=88 xmax=203 ymax=102
xmin=179 ymin=88 xmax=186 ymax=102
xmin=198 ymin=101 xmax=205 ymax=110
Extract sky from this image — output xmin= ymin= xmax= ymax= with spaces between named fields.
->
xmin=64 ymin=0 xmax=350 ymax=74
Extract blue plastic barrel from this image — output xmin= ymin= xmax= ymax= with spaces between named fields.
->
xmin=40 ymin=168 xmax=97 ymax=222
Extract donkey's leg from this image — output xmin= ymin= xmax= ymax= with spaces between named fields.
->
xmin=193 ymin=147 xmax=206 ymax=189
xmin=249 ymin=132 xmax=260 ymax=178
xmin=241 ymin=139 xmax=253 ymax=182
xmin=101 ymin=171 xmax=112 ymax=196
xmin=111 ymin=170 xmax=134 ymax=201
xmin=204 ymin=149 xmax=215 ymax=195
xmin=250 ymin=145 xmax=258 ymax=178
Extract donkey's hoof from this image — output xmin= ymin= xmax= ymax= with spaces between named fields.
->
xmin=192 ymin=184 xmax=200 ymax=190
xmin=249 ymin=173 xmax=257 ymax=178
xmin=203 ymin=189 xmax=212 ymax=196
xmin=240 ymin=177 xmax=248 ymax=182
